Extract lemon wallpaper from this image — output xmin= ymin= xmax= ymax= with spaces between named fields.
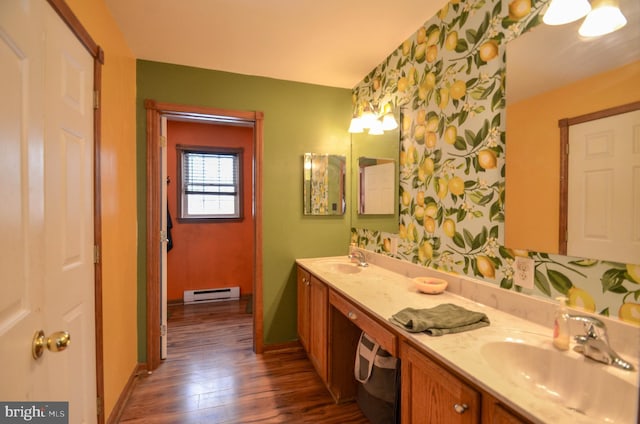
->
xmin=350 ymin=0 xmax=640 ymax=325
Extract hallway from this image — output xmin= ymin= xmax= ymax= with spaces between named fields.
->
xmin=119 ymin=299 xmax=368 ymax=423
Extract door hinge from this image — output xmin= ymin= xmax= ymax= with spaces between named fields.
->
xmin=93 ymin=245 xmax=100 ymax=264
xmin=93 ymin=90 xmax=100 ymax=109
xmin=160 ymin=135 xmax=167 ymax=148
xmin=97 ymin=396 xmax=103 ymax=416
xmin=160 ymin=324 xmax=167 ymax=337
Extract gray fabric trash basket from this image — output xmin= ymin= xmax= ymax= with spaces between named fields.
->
xmin=354 ymin=332 xmax=400 ymax=424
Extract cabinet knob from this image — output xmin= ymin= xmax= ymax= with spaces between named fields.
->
xmin=453 ymin=403 xmax=468 ymax=414
xmin=348 ymin=311 xmax=357 ymax=320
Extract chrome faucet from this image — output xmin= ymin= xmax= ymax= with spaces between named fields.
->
xmin=348 ymin=250 xmax=368 ymax=267
xmin=568 ymin=315 xmax=635 ymax=371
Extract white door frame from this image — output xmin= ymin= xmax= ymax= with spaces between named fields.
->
xmin=144 ymin=100 xmax=264 ymax=371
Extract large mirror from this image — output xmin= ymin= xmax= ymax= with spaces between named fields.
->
xmin=303 ymin=153 xmax=346 ymax=215
xmin=351 ymin=129 xmax=400 ymax=232
xmin=505 ymin=0 xmax=640 ymax=263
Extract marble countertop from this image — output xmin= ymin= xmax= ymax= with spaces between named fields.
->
xmin=296 ymin=255 xmax=640 ymax=424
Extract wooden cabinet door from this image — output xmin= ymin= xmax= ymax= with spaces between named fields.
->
xmin=401 ymin=342 xmax=480 ymax=424
xmin=297 ymin=267 xmax=310 ymax=351
xmin=309 ymin=275 xmax=328 ymax=381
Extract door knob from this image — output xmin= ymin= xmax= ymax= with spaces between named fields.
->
xmin=32 ymin=330 xmax=71 ymax=359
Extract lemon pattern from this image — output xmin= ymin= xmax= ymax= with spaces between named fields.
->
xmin=350 ymin=0 xmax=640 ymax=325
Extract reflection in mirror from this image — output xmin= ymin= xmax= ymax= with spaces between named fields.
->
xmin=351 ymin=129 xmax=399 ymax=233
xmin=505 ymin=0 xmax=640 ymax=263
xmin=303 ymin=153 xmax=346 ymax=216
xmin=358 ymin=158 xmax=395 ymax=215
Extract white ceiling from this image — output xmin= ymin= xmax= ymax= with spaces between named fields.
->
xmin=104 ymin=0 xmax=448 ymax=89
xmin=105 ymin=0 xmax=640 ymax=95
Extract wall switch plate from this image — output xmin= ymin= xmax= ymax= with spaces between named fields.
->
xmin=513 ymin=256 xmax=534 ymax=289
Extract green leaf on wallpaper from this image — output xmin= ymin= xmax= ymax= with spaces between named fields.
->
xmin=491 ymin=113 xmax=501 ymax=128
xmin=568 ymin=259 xmax=599 ymax=267
xmin=523 ymin=16 xmax=542 ymax=33
xmin=499 ymin=246 xmax=513 ymax=259
xmin=601 ymin=268 xmax=627 ymax=292
xmin=490 ymin=201 xmax=502 ymax=221
xmin=491 ymin=88 xmax=504 ymax=111
xmin=463 ymin=229 xmax=474 ymax=247
xmin=475 ymin=227 xmax=488 ymax=248
xmin=609 ymin=286 xmax=628 ymax=294
xmin=454 ymin=136 xmax=467 ymax=151
xmin=539 ymin=252 xmax=550 ymax=259
xmin=491 ymin=1 xmax=502 ymax=18
xmin=456 ymin=208 xmax=467 ymax=221
xmin=489 ymin=225 xmax=499 ymax=239
xmin=547 ymin=269 xmax=573 ymax=294
xmin=466 ymin=28 xmax=479 ymax=44
xmin=477 ymin=13 xmax=491 ymax=41
xmin=453 ymin=232 xmax=465 ymax=248
xmin=599 ymin=307 xmax=610 ymax=317
xmin=500 ymin=278 xmax=513 ymax=290
xmin=534 ymin=270 xmax=552 ymax=297
xmin=463 ymin=256 xmax=471 ymax=274
xmin=464 ymin=129 xmax=475 ymax=146
xmin=455 ymin=39 xmax=469 ymax=53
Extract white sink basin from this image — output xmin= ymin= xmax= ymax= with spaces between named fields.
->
xmin=317 ymin=260 xmax=363 ymax=274
xmin=481 ymin=341 xmax=638 ymax=423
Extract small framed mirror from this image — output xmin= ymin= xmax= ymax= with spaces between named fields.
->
xmin=303 ymin=153 xmax=346 ymax=215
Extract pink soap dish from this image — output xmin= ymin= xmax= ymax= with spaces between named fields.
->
xmin=414 ymin=277 xmax=448 ymax=294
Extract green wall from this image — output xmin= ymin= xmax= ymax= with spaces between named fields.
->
xmin=136 ymin=60 xmax=353 ymax=360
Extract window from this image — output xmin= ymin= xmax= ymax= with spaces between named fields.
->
xmin=177 ymin=146 xmax=243 ymax=221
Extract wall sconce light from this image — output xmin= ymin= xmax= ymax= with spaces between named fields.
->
xmin=349 ymin=102 xmax=398 ymax=135
xmin=543 ymin=0 xmax=627 ymax=37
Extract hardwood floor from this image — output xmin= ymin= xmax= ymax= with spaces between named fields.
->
xmin=119 ymin=298 xmax=369 ymax=423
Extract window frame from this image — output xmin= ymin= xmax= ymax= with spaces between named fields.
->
xmin=176 ymin=144 xmax=244 ymax=223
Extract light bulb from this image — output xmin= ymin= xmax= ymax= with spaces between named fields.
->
xmin=543 ymin=0 xmax=591 ymax=25
xmin=579 ymin=0 xmax=627 ymax=37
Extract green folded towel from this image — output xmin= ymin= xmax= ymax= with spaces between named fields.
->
xmin=389 ymin=303 xmax=490 ymax=336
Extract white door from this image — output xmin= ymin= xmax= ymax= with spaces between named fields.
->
xmin=160 ymin=116 xmax=168 ymax=359
xmin=567 ymin=109 xmax=640 ymax=264
xmin=0 ymin=1 xmax=97 ymax=422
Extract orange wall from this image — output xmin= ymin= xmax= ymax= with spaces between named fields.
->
xmin=65 ymin=0 xmax=138 ymax=420
xmin=505 ymin=60 xmax=640 ymax=253
xmin=167 ymin=120 xmax=254 ymax=301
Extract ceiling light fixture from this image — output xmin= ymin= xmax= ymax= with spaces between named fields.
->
xmin=579 ymin=0 xmax=628 ymax=37
xmin=543 ymin=0 xmax=627 ymax=37
xmin=543 ymin=0 xmax=591 ymax=25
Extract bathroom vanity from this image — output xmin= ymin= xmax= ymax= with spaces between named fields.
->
xmin=296 ymin=253 xmax=639 ymax=424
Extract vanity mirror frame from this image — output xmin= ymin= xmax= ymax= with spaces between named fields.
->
xmin=302 ymin=153 xmax=346 ymax=216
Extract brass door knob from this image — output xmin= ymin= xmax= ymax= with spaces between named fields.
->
xmin=32 ymin=330 xmax=71 ymax=359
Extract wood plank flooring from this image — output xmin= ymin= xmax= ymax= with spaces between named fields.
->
xmin=119 ymin=298 xmax=369 ymax=423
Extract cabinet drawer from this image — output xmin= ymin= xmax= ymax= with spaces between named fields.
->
xmin=329 ymin=290 xmax=397 ymax=356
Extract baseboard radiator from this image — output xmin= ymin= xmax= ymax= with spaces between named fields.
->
xmin=183 ymin=286 xmax=240 ymax=304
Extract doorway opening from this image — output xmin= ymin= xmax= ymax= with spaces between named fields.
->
xmin=145 ymin=101 xmax=264 ymax=371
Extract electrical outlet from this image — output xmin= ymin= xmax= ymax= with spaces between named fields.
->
xmin=513 ymin=256 xmax=534 ymax=289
